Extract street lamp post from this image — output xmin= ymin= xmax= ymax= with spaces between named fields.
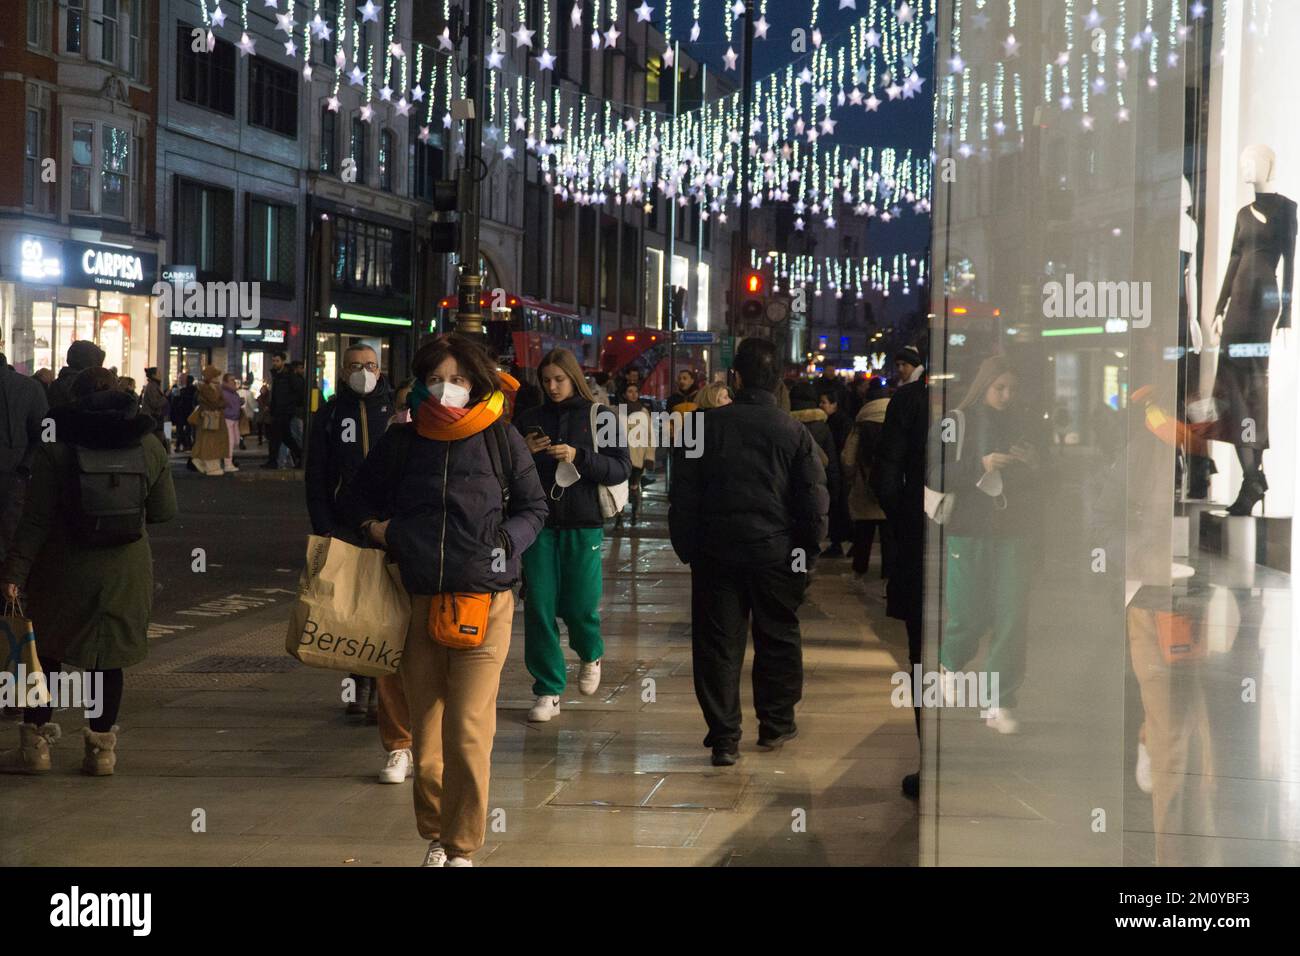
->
xmin=456 ymin=0 xmax=487 ymax=337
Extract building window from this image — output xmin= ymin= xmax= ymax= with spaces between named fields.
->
xmin=70 ymin=122 xmax=94 ymax=212
xmin=175 ymin=179 xmax=235 ymax=278
xmin=99 ymin=0 xmax=119 ymax=63
xmin=249 ymin=57 xmax=298 ymax=137
xmin=66 ymin=0 xmax=83 ymax=53
xmin=646 ymin=54 xmax=661 ymax=103
xmin=28 ymin=0 xmax=51 ymax=49
xmin=134 ymin=134 xmax=145 ymax=225
xmin=101 ymin=125 xmax=129 ymax=218
xmin=320 ymin=0 xmax=339 ymax=64
xmin=350 ymin=116 xmax=367 ymax=185
xmin=378 ymin=129 xmax=394 ymax=192
xmin=320 ymin=107 xmax=337 ymax=172
xmin=129 ymin=0 xmax=146 ymax=80
xmin=331 ymin=215 xmax=409 ymax=294
xmin=24 ymin=109 xmax=43 ymax=208
xmin=409 ymin=115 xmax=442 ymax=201
xmin=176 ymin=22 xmax=236 ymax=116
xmin=248 ymin=198 xmax=296 ymax=294
xmin=522 ymin=179 xmax=545 ymax=295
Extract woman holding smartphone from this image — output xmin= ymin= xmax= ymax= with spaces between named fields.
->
xmin=512 ymin=349 xmax=632 ymax=723
xmin=936 ymin=354 xmax=1039 ymax=734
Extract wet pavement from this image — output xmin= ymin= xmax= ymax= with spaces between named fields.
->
xmin=0 ymin=485 xmax=919 ymax=867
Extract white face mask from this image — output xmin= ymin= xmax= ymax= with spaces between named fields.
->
xmin=429 ymin=381 xmax=470 ymax=409
xmin=348 ymin=369 xmax=378 ymax=395
xmin=550 ymin=459 xmax=581 ymax=499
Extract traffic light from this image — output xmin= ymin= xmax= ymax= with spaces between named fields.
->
xmin=428 ymin=177 xmax=460 ymax=253
xmin=740 ymin=269 xmax=765 ymax=322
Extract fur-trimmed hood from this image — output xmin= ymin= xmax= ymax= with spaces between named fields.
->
xmin=50 ymin=389 xmax=154 ymax=449
xmin=790 ymin=407 xmax=828 ymax=424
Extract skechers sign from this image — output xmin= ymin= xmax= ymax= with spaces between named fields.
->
xmin=64 ymin=241 xmax=156 ymax=294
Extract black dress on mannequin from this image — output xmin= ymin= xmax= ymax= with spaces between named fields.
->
xmin=1210 ymin=191 xmax=1297 ymax=514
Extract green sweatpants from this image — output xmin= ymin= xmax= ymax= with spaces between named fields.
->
xmin=940 ymin=535 xmax=1030 ymax=709
xmin=522 ymin=527 xmax=605 ymax=696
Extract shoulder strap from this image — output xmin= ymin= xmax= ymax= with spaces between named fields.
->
xmin=484 ymin=420 xmax=512 ymax=507
xmin=385 ymin=423 xmax=417 ymax=495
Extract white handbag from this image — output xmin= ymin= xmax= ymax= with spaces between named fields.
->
xmin=589 ymin=403 xmax=629 ymax=519
xmin=923 ymin=408 xmax=964 ymax=524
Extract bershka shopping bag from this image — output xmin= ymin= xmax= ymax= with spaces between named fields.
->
xmin=2 ymin=599 xmax=51 ymax=708
xmin=285 ymin=535 xmax=411 ymax=677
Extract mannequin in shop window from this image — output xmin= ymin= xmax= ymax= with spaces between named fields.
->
xmin=1209 ymin=144 xmax=1297 ymax=516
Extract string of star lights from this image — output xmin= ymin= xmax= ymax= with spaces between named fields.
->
xmin=755 ymin=250 xmax=928 ymax=299
xmin=200 ymin=0 xmax=932 ymax=227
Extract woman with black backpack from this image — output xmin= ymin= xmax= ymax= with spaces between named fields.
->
xmin=512 ymin=348 xmax=632 ymax=724
xmin=1 ymin=368 xmax=177 ymax=777
xmin=345 ymin=334 xmax=547 ymax=867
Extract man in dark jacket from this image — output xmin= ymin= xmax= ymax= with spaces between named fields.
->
xmin=47 ymin=340 xmax=105 ymax=409
xmin=0 ymin=352 xmax=49 ymax=565
xmin=305 ymin=346 xmax=394 ymax=538
xmin=138 ymin=367 xmax=169 ymax=449
xmin=264 ymin=351 xmax=304 ymax=469
xmin=789 ymin=381 xmax=842 ymax=553
xmin=871 ymin=365 xmax=927 ymax=799
xmin=669 ymin=338 xmax=829 ymax=766
xmin=171 ymin=375 xmax=197 ymax=452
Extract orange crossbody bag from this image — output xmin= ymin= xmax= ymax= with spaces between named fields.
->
xmin=428 ymin=592 xmax=493 ymax=649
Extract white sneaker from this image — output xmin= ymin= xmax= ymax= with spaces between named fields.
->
xmin=984 ymin=707 xmax=1020 ymax=734
xmin=223 ymin=462 xmax=240 ymax=473
xmin=578 ymin=659 xmax=602 ymax=696
xmin=1135 ymin=741 xmax=1153 ymax=794
xmin=445 ymin=856 xmax=473 ymax=867
xmin=379 ymin=748 xmax=413 ymax=784
xmin=528 ymin=695 xmax=561 ymax=722
xmin=421 ymin=841 xmax=447 ymax=867
xmin=939 ymin=665 xmax=958 ymax=708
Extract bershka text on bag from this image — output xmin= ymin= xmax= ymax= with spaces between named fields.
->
xmin=294 ymin=616 xmax=403 ymax=670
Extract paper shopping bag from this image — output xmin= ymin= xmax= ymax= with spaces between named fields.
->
xmin=2 ymin=602 xmax=51 ymax=708
xmin=285 ymin=535 xmax=411 ymax=677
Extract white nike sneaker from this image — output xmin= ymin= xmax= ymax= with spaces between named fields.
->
xmin=1135 ymin=741 xmax=1153 ymax=794
xmin=528 ymin=695 xmax=561 ymax=722
xmin=984 ymin=707 xmax=1020 ymax=734
xmin=422 ymin=841 xmax=447 ymax=867
xmin=379 ymin=748 xmax=413 ymax=784
xmin=578 ymin=659 xmax=602 ymax=696
xmin=445 ymin=856 xmax=473 ymax=867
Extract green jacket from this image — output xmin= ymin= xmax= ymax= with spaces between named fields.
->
xmin=2 ymin=391 xmax=177 ymax=670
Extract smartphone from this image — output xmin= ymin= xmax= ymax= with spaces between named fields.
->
xmin=523 ymin=425 xmax=548 ymax=441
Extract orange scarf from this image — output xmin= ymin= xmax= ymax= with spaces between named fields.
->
xmin=411 ymin=372 xmax=520 ymax=440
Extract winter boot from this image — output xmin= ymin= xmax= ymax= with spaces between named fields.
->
xmin=0 ymin=722 xmax=62 ymax=774
xmin=82 ymin=726 xmax=119 ymax=776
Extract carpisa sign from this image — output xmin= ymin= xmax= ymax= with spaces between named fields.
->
xmin=63 ymin=240 xmax=157 ymax=294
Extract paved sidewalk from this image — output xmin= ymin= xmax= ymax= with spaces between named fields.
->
xmin=0 ymin=490 xmax=919 ymax=867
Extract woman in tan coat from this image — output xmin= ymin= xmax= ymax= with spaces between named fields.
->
xmin=841 ymin=390 xmax=892 ymax=577
xmin=189 ymin=365 xmax=230 ymax=476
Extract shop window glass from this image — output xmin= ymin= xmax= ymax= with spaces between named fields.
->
xmin=70 ymin=122 xmax=94 ymax=212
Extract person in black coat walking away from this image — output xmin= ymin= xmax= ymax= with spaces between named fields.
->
xmin=263 ymin=351 xmax=304 ymax=469
xmin=304 ymin=344 xmax=395 ymax=732
xmin=669 ymin=338 xmax=829 ymax=766
xmin=0 ymin=352 xmax=48 ymax=570
xmin=789 ymin=381 xmax=842 ymax=555
xmin=171 ymin=375 xmax=197 ymax=452
xmin=871 ymin=360 xmax=927 ymax=799
xmin=47 ymin=340 xmax=104 ymax=409
xmin=512 ymin=348 xmax=631 ymax=723
xmin=818 ymin=389 xmax=854 ymax=557
xmin=138 ymin=367 xmax=170 ymax=451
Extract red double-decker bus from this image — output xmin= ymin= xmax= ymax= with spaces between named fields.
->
xmin=435 ymin=294 xmax=589 ymax=381
xmin=598 ymin=328 xmax=710 ymax=401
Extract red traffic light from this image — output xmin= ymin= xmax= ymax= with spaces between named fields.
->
xmin=745 ymin=272 xmax=763 ymax=295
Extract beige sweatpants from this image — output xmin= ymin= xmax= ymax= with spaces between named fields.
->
xmin=399 ymin=590 xmax=514 ymax=857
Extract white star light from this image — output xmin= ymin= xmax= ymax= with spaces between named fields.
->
xmin=571 ymin=4 xmax=584 ymax=29
xmin=444 ymin=113 xmax=453 ymax=129
xmin=311 ymin=19 xmax=331 ymax=41
xmin=591 ymin=30 xmax=602 ymax=49
xmin=513 ymin=25 xmax=535 ymax=48
xmin=487 ymin=49 xmax=504 ymax=69
xmin=1084 ymin=7 xmax=1103 ymax=29
xmin=418 ymin=126 xmax=430 ymax=143
xmin=359 ymin=1 xmax=380 ymax=24
xmin=283 ymin=39 xmax=297 ymax=56
xmin=389 ymin=42 xmax=405 ymax=59
xmin=379 ymin=85 xmax=392 ymax=101
xmin=502 ymin=144 xmax=516 ymax=160
xmin=635 ymin=2 xmax=653 ymax=22
xmin=820 ymin=117 xmax=837 ymax=135
xmin=1003 ymin=34 xmax=1020 ymax=57
xmin=896 ymin=1 xmax=913 ymax=23
xmin=865 ymin=27 xmax=881 ymax=47
xmin=797 ymin=67 xmax=813 ymax=84
xmin=210 ymin=5 xmax=227 ymax=28
xmin=360 ymin=105 xmax=373 ymax=122
xmin=690 ymin=21 xmax=701 ymax=42
xmin=731 ymin=1 xmax=745 ymax=17
xmin=1060 ymin=93 xmax=1074 ymax=110
xmin=623 ymin=117 xmax=637 ymax=132
xmin=439 ymin=28 xmax=454 ymax=51
xmin=754 ymin=15 xmax=770 ymax=39
xmin=839 ymin=0 xmax=857 ymax=8
xmin=662 ymin=46 xmax=674 ymax=66
xmin=395 ymin=98 xmax=411 ymax=116
xmin=848 ymin=87 xmax=863 ymax=105
xmin=551 ymin=123 xmax=565 ymax=139
xmin=885 ymin=83 xmax=903 ymax=100
xmin=237 ymin=32 xmax=256 ymax=56
xmin=326 ymin=95 xmax=340 ymax=112
xmin=604 ymin=24 xmax=621 ymax=48
xmin=865 ymin=93 xmax=882 ymax=111
xmin=349 ymin=66 xmax=365 ymax=85
xmin=276 ymin=11 xmax=296 ymax=35
xmin=948 ymin=55 xmax=964 ymax=74
xmin=262 ymin=0 xmax=278 ymax=7
xmin=1191 ymin=1 xmax=1207 ymax=17
xmin=536 ymin=49 xmax=556 ymax=70
xmin=723 ymin=47 xmax=738 ymax=70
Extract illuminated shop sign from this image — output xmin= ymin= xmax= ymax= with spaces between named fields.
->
xmin=169 ymin=320 xmax=224 ymax=340
xmin=235 ymin=326 xmax=287 ymax=343
xmin=19 ymin=235 xmax=64 ymax=282
xmin=64 ymin=240 xmax=157 ymax=294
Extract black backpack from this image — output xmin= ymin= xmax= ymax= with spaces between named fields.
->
xmin=69 ymin=444 xmax=150 ymax=547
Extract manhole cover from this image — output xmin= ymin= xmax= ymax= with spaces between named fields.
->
xmin=174 ymin=655 xmax=300 ymax=674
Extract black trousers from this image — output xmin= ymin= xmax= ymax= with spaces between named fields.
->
xmin=852 ymin=519 xmax=894 ymax=577
xmin=690 ymin=559 xmax=808 ymax=749
xmin=267 ymin=415 xmax=302 ymax=464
